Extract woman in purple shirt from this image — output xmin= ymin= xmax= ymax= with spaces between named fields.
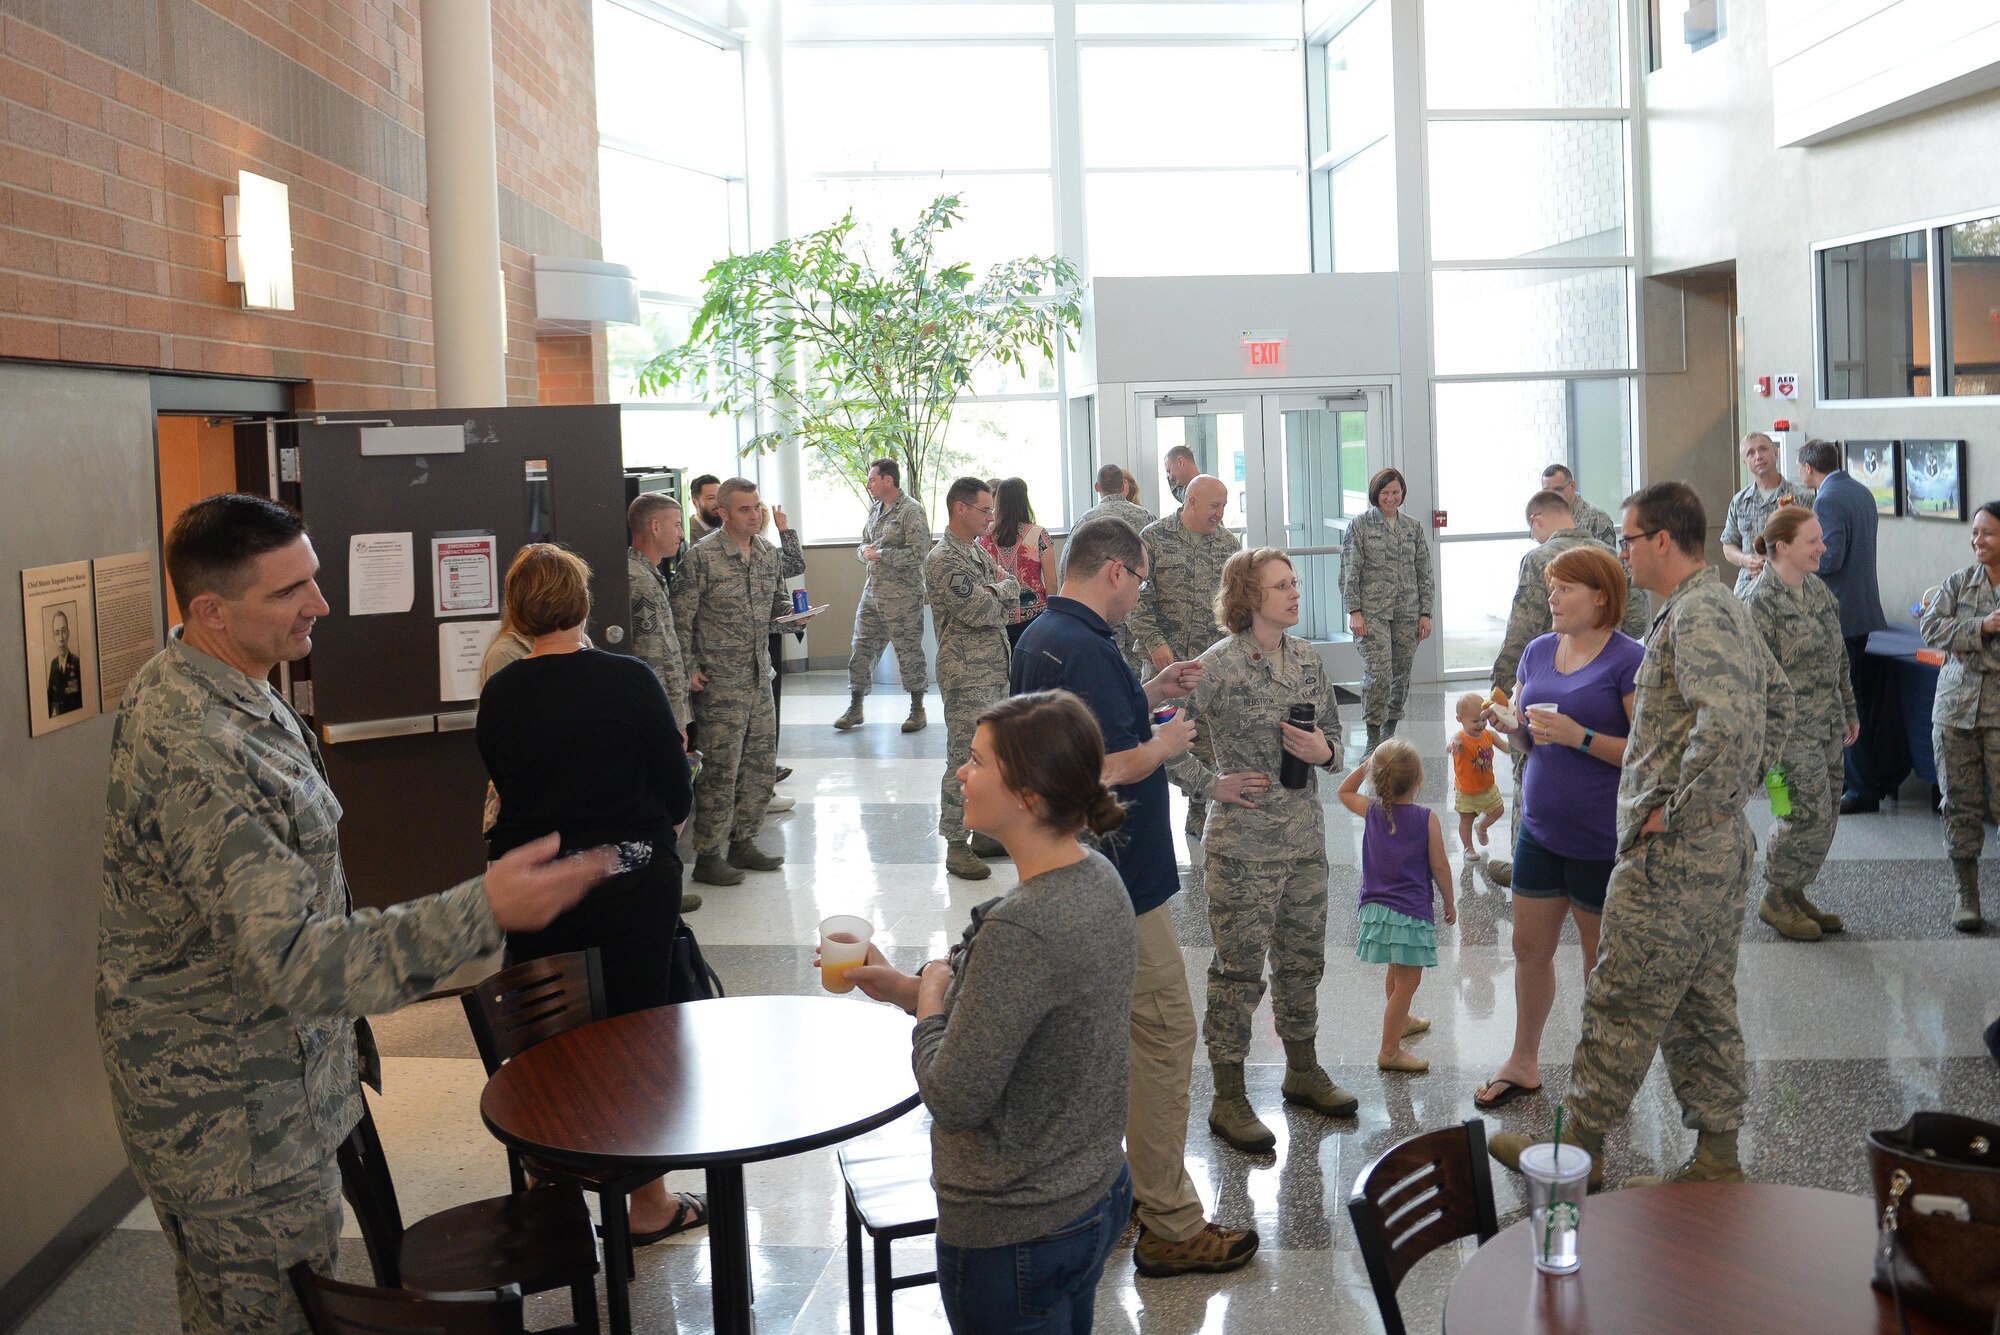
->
xmin=1474 ymin=544 xmax=1644 ymax=1110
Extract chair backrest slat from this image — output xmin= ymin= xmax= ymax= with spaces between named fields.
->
xmin=289 ymin=1263 xmax=527 ymax=1335
xmin=1346 ymin=1119 xmax=1499 ymax=1335
xmin=461 ymin=950 xmax=607 ymax=1077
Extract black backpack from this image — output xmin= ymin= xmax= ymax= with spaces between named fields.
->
xmin=666 ymin=919 xmax=724 ymax=1003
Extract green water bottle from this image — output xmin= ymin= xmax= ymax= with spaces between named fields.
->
xmin=1765 ymin=766 xmax=1792 ymax=818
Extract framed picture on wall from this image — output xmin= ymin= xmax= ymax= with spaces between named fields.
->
xmin=1904 ymin=439 xmax=1967 ymax=522
xmin=1842 ymin=440 xmax=1901 ymax=516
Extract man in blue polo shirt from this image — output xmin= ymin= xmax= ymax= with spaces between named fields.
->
xmin=1011 ymin=514 xmax=1261 ymax=1278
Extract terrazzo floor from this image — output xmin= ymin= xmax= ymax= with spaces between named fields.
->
xmin=20 ymin=672 xmax=2000 ymax=1335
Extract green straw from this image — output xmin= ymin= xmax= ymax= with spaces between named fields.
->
xmin=1541 ymin=1107 xmax=1565 ymax=1264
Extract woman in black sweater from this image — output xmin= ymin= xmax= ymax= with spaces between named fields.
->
xmin=477 ymin=542 xmax=702 ymax=1242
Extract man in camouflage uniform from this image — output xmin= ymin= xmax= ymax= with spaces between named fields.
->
xmin=1919 ymin=525 xmax=2000 ymax=932
xmin=627 ymin=491 xmax=704 ymax=911
xmin=98 ymin=494 xmax=608 ymax=1335
xmin=1720 ymin=432 xmax=1815 ymax=596
xmin=1540 ymin=463 xmax=1619 ymax=550
xmin=923 ymin=478 xmax=1019 ymax=881
xmin=1163 ymin=444 xmax=1199 ymax=507
xmin=1079 ymin=463 xmax=1159 ymax=681
xmin=672 ymin=478 xmax=805 ymax=887
xmin=1491 ymin=482 xmax=1792 ymax=1190
xmin=1167 ymin=548 xmax=1355 ymax=1151
xmin=835 ymin=457 xmax=930 ymax=733
xmin=1129 ymin=475 xmax=1241 ymax=839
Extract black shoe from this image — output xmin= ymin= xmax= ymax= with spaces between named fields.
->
xmin=1839 ymin=793 xmax=1880 ymax=815
xmin=775 ymin=765 xmax=793 ymax=784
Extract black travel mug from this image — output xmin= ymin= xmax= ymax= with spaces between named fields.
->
xmin=1279 ymin=703 xmax=1316 ymax=790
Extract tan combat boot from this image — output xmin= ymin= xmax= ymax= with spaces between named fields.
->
xmin=1758 ymin=888 xmax=1822 ymax=941
xmin=833 ymin=694 xmax=865 ymax=730
xmin=1489 ymin=1121 xmax=1605 ymax=1190
xmin=1952 ymin=857 xmax=1985 ymax=932
xmin=1792 ymin=885 xmax=1843 ymax=933
xmin=944 ymin=837 xmax=990 ymax=881
xmin=1627 ymin=1130 xmax=1745 ymax=1187
xmin=1279 ymin=1039 xmax=1359 ymax=1117
xmin=1206 ymin=1062 xmax=1275 ymax=1153
xmin=901 ymin=693 xmax=927 ymax=733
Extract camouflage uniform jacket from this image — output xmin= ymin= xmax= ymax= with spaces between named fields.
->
xmin=97 ymin=634 xmax=500 ymax=1207
xmin=1340 ymin=507 xmax=1434 ymax=619
xmin=1920 ymin=563 xmax=2000 ymax=727
xmin=1128 ymin=516 xmax=1241 ymax=664
xmin=1719 ymin=479 xmax=1816 ymax=595
xmin=627 ymin=546 xmax=690 ymax=725
xmin=1081 ymin=495 xmax=1156 ymax=536
xmin=1570 ymin=495 xmax=1619 ymax=549
xmin=1743 ymin=569 xmax=1858 ymax=739
xmin=1167 ymin=633 xmax=1342 ymax=860
xmin=1492 ymin=529 xmax=1651 ymax=693
xmin=859 ymin=494 xmax=930 ymax=600
xmin=923 ymin=533 xmax=1017 ymax=685
xmin=671 ymin=528 xmax=805 ymax=689
xmin=1616 ymin=568 xmax=1793 ymax=853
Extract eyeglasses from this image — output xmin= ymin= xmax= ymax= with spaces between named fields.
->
xmin=1616 ymin=529 xmax=1663 ymax=551
xmin=1113 ymin=559 xmax=1151 ymax=591
xmin=1263 ymin=579 xmax=1300 ymax=594
xmin=971 ymin=504 xmax=996 ymax=516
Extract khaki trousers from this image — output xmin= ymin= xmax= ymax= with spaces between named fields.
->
xmin=1128 ymin=903 xmax=1206 ymax=1241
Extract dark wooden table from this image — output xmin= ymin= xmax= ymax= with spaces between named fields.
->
xmin=480 ymin=995 xmax=920 ymax=1335
xmin=1443 ymin=1182 xmax=1956 ymax=1334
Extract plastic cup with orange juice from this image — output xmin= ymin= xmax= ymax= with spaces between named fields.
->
xmin=818 ymin=915 xmax=874 ymax=994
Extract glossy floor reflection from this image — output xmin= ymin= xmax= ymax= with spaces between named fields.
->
xmin=22 ymin=674 xmax=2000 ymax=1335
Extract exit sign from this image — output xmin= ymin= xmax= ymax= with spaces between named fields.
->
xmin=1241 ymin=328 xmax=1288 ymax=373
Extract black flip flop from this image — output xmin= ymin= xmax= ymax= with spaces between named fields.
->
xmin=613 ymin=1192 xmax=710 ymax=1248
xmin=1473 ymin=1077 xmax=1542 ymax=1111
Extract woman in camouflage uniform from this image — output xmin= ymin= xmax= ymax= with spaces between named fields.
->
xmin=1340 ymin=468 xmax=1433 ymax=754
xmin=1743 ymin=507 xmax=1858 ymax=941
xmin=1169 ymin=548 xmax=1357 ymax=1152
xmin=1919 ymin=500 xmax=2000 ymax=933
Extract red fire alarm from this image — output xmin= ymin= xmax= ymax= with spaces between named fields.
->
xmin=1432 ymin=510 xmax=1447 ymax=529
xmin=1773 ymin=419 xmax=1791 ymax=432
xmin=1754 ymin=376 xmax=1772 ymax=397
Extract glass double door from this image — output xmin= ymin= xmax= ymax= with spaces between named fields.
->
xmin=1140 ymin=387 xmax=1390 ymax=676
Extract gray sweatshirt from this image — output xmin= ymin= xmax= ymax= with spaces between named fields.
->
xmin=912 ymin=850 xmax=1136 ymax=1247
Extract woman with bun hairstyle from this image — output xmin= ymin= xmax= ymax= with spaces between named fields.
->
xmin=843 ymin=690 xmax=1136 ymax=1335
xmin=1743 ymin=506 xmax=1859 ymax=940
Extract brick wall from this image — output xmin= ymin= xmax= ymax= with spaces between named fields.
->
xmin=0 ymin=0 xmax=605 ymax=409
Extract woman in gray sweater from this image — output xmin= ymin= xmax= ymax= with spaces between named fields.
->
xmin=847 ymin=690 xmax=1136 ymax=1334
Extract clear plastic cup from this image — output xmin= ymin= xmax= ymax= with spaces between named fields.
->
xmin=1519 ymin=1142 xmax=1591 ymax=1275
xmin=1524 ymin=703 xmax=1561 ymax=740
xmin=817 ymin=915 xmax=874 ymax=994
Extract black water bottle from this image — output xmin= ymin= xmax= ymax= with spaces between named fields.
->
xmin=1279 ymin=703 xmax=1316 ymax=790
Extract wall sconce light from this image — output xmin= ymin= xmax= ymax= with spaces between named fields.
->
xmin=223 ymin=170 xmax=295 ymax=311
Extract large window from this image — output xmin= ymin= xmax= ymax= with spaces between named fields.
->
xmin=1816 ymin=212 xmax=2000 ymax=403
xmin=1311 ymin=1 xmax=1395 ymax=272
xmin=1950 ymin=216 xmax=2000 ymax=396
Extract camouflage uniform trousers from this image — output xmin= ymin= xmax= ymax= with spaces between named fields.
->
xmin=847 ymin=591 xmax=929 ymax=695
xmin=690 ymin=678 xmax=778 ymax=855
xmin=937 ymin=662 xmax=1009 ymax=840
xmin=1763 ymin=731 xmax=1843 ymax=893
xmin=1358 ymin=616 xmax=1419 ymax=728
xmin=1566 ymin=818 xmax=1752 ymax=1138
xmin=151 ymin=1155 xmax=341 ymax=1335
xmin=1202 ymin=851 xmax=1330 ymax=1065
xmin=1935 ymin=723 xmax=2000 ymax=859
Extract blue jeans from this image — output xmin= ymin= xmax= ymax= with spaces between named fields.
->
xmin=936 ymin=1165 xmax=1133 ymax=1335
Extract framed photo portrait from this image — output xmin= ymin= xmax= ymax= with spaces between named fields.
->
xmin=20 ymin=560 xmax=100 ymax=737
xmin=1904 ymin=439 xmax=1967 ymax=522
xmin=1842 ymin=440 xmax=1901 ymax=517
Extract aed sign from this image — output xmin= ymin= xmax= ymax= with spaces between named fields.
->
xmin=1775 ymin=373 xmax=1799 ymax=400
xmin=1241 ymin=328 xmax=1288 ymax=373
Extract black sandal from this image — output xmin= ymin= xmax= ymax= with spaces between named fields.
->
xmin=626 ymin=1192 xmax=709 ymax=1247
xmin=1473 ymin=1077 xmax=1542 ymax=1111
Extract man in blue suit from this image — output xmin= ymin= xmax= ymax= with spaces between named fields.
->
xmin=1799 ymin=439 xmax=1890 ymax=812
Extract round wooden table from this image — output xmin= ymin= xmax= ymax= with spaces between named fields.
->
xmin=481 ymin=995 xmax=920 ymax=1335
xmin=1443 ymin=1182 xmax=1957 ymax=1334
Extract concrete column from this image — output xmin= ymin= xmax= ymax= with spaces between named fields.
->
xmin=744 ymin=0 xmax=803 ymax=520
xmin=419 ymin=0 xmax=507 ymax=407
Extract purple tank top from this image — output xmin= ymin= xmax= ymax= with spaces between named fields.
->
xmin=1360 ymin=802 xmax=1436 ymax=923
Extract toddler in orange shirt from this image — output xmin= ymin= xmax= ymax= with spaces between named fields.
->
xmin=1446 ymin=691 xmax=1508 ymax=861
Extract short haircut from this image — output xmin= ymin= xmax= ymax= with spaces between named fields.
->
xmin=1214 ymin=547 xmax=1292 ymax=635
xmin=51 ymin=609 xmax=69 ymax=631
xmin=1525 ymin=489 xmax=1574 ymax=521
xmin=503 ymin=543 xmax=592 ymax=637
xmin=944 ymin=475 xmax=990 ymax=515
xmin=627 ymin=491 xmax=680 ymax=538
xmin=1621 ymin=480 xmax=1706 ymax=558
xmin=1753 ymin=504 xmax=1818 ymax=558
xmin=1060 ymin=514 xmax=1143 ymax=582
xmin=867 ymin=457 xmax=900 ymax=487
xmin=166 ymin=493 xmax=310 ymax=603
xmin=1096 ymin=462 xmax=1127 ymax=494
xmin=1541 ymin=463 xmax=1575 ymax=484
xmin=978 ymin=691 xmax=1125 ymax=839
xmin=689 ymin=474 xmax=720 ymax=498
xmin=717 ymin=477 xmax=759 ymax=510
xmin=1546 ymin=544 xmax=1629 ymax=630
xmin=1799 ymin=438 xmax=1841 ymax=475
xmin=1367 ymin=467 xmax=1408 ymax=508
xmin=1164 ymin=445 xmax=1196 ymax=467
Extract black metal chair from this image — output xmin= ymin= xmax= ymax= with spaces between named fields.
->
xmin=1346 ymin=1119 xmax=1500 ymax=1335
xmin=289 ymin=1263 xmax=527 ymax=1335
xmin=460 ymin=950 xmax=610 ymax=1194
xmin=337 ymin=1096 xmax=600 ymax=1334
xmin=837 ymin=1111 xmax=938 ymax=1335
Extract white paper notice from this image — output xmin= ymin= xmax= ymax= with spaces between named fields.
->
xmin=431 ymin=535 xmax=499 ymax=617
xmin=439 ymin=620 xmax=501 ymax=701
xmin=348 ymin=533 xmax=414 ymax=615
xmin=92 ymin=550 xmax=160 ymax=713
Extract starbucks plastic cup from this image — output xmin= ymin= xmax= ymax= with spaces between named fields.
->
xmin=1520 ymin=1143 xmax=1592 ymax=1275
xmin=818 ymin=915 xmax=874 ymax=995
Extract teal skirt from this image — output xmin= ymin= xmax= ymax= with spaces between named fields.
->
xmin=1355 ymin=902 xmax=1438 ymax=967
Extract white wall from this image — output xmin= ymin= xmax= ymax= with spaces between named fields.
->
xmin=1768 ymin=0 xmax=2000 ymax=145
xmin=1088 ymin=272 xmax=1402 ymax=385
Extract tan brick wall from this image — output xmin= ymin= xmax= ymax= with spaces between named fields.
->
xmin=0 ymin=0 xmax=605 ymax=409
xmin=535 ymin=331 xmax=605 ymax=406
